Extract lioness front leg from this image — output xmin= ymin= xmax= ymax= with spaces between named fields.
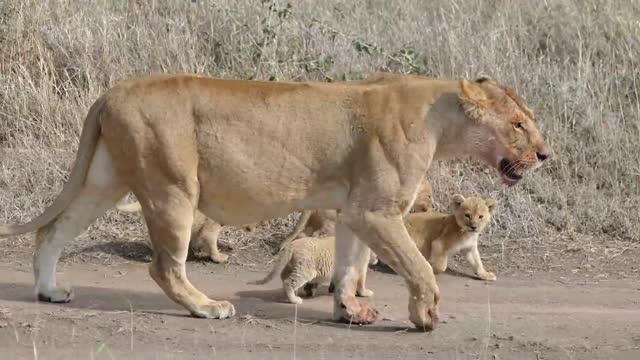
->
xmin=332 ymin=222 xmax=379 ymax=324
xmin=463 ymin=243 xmax=496 ymax=281
xmin=345 ymin=211 xmax=440 ymax=331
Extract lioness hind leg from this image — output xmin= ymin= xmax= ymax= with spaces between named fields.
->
xmin=141 ymin=190 xmax=235 ymax=319
xmin=35 ymin=142 xmax=127 ymax=302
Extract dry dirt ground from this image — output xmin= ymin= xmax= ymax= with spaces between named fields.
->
xmin=0 ymin=237 xmax=639 ymax=360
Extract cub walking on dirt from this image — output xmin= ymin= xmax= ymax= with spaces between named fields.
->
xmin=251 ymin=236 xmax=376 ymax=304
xmin=406 ymin=194 xmax=498 ymax=281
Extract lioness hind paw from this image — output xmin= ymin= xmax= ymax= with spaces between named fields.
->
xmin=37 ymin=287 xmax=74 ymax=303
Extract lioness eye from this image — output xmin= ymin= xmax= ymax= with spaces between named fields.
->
xmin=514 ymin=122 xmax=524 ymax=130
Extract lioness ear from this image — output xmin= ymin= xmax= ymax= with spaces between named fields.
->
xmin=452 ymin=194 xmax=465 ymax=208
xmin=485 ymin=199 xmax=497 ymax=214
xmin=459 ymin=80 xmax=489 ymax=121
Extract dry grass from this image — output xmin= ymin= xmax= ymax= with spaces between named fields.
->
xmin=1 ymin=0 xmax=639 ymax=274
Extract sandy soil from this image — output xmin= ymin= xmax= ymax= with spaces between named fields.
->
xmin=1 ymin=259 xmax=639 ymax=360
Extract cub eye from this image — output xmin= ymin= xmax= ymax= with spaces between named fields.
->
xmin=514 ymin=122 xmax=524 ymax=130
xmin=464 ymin=213 xmax=471 ymax=219
xmin=479 ymin=215 xmax=484 ymax=219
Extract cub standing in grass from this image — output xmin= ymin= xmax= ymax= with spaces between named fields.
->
xmin=251 ymin=236 xmax=377 ymax=304
xmin=406 ymin=194 xmax=498 ymax=281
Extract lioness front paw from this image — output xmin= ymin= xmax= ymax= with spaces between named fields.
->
xmin=478 ymin=271 xmax=496 ymax=281
xmin=356 ymin=288 xmax=374 ymax=297
xmin=408 ymin=284 xmax=440 ymax=332
xmin=192 ymin=300 xmax=236 ymax=319
xmin=334 ymin=297 xmax=379 ymax=325
xmin=37 ymin=287 xmax=74 ymax=303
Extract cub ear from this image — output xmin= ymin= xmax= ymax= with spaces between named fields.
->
xmin=485 ymin=199 xmax=497 ymax=214
xmin=452 ymin=194 xmax=465 ymax=208
xmin=459 ymin=80 xmax=489 ymax=121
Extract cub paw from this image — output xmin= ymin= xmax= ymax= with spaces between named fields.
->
xmin=288 ymin=296 xmax=303 ymax=305
xmin=356 ymin=288 xmax=374 ymax=297
xmin=478 ymin=271 xmax=496 ymax=281
xmin=303 ymin=283 xmax=318 ymax=297
xmin=210 ymin=252 xmax=229 ymax=264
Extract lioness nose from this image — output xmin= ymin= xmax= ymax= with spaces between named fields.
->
xmin=536 ymin=146 xmax=551 ymax=161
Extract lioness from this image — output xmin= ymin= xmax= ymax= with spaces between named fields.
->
xmin=0 ymin=72 xmax=549 ymax=330
xmin=406 ymin=194 xmax=497 ymax=281
xmin=252 ymin=236 xmax=376 ymax=304
xmin=280 ymin=178 xmax=433 ymax=250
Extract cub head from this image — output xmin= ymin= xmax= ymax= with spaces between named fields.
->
xmin=451 ymin=194 xmax=496 ymax=233
xmin=458 ymin=77 xmax=551 ymax=186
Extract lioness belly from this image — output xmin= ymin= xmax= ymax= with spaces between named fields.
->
xmin=190 ymin=81 xmax=356 ymax=225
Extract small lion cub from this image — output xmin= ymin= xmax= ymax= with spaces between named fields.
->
xmin=251 ymin=236 xmax=375 ymax=304
xmin=406 ymin=194 xmax=497 ymax=281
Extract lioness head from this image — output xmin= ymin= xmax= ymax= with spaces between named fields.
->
xmin=451 ymin=194 xmax=496 ymax=233
xmin=458 ymin=77 xmax=551 ymax=186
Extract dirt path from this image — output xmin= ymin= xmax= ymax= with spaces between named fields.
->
xmin=0 ymin=262 xmax=639 ymax=360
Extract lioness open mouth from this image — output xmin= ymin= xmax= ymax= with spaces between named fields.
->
xmin=499 ymin=158 xmax=523 ymax=186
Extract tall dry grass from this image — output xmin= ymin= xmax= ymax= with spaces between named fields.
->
xmin=1 ymin=0 xmax=639 ymax=271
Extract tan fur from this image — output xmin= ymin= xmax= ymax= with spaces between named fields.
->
xmin=406 ymin=194 xmax=497 ymax=281
xmin=0 ymin=72 xmax=549 ymax=330
xmin=252 ymin=236 xmax=375 ymax=304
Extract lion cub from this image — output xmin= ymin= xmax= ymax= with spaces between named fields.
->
xmin=252 ymin=236 xmax=376 ymax=304
xmin=116 ymin=198 xmax=237 ymax=263
xmin=406 ymin=194 xmax=497 ymax=281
